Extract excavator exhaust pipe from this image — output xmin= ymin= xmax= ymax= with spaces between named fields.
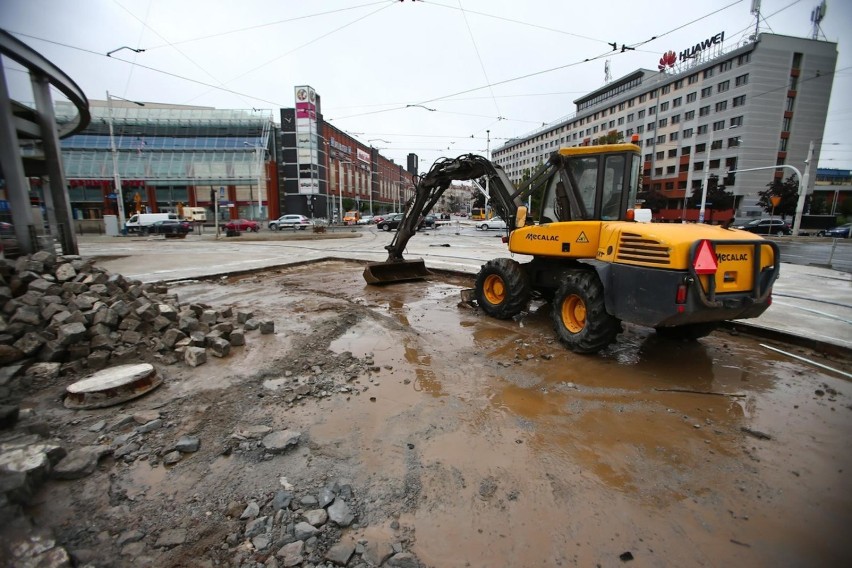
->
xmin=363 ymin=259 xmax=432 ymax=284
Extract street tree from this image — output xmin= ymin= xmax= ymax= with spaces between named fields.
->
xmin=638 ymin=186 xmax=669 ymax=213
xmin=757 ymin=175 xmax=799 ymax=219
xmin=688 ymin=174 xmax=735 ymax=214
xmin=596 ymin=130 xmax=625 ymax=145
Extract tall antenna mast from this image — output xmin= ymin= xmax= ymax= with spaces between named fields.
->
xmin=750 ymin=0 xmax=761 ymax=39
xmin=810 ymin=0 xmax=827 ymax=40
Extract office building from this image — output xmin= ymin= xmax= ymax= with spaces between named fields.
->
xmin=493 ymin=32 xmax=838 ymax=221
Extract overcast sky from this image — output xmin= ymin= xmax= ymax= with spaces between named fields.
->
xmin=2 ymin=0 xmax=850 ymax=170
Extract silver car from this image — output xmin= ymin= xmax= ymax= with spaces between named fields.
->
xmin=269 ymin=214 xmax=312 ymax=231
xmin=475 ymin=216 xmax=507 ymax=230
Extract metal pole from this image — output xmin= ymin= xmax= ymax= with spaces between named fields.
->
xmin=106 ymin=91 xmax=126 ymax=232
xmin=214 ymin=188 xmax=220 ymax=238
xmin=256 ymin=145 xmax=262 ymax=220
xmin=792 ymin=140 xmax=814 ymax=236
xmin=339 ymin=162 xmax=344 ymax=225
xmin=369 ymin=169 xmax=374 ymax=217
xmin=32 ymin=73 xmax=78 ymax=254
xmin=698 ymin=129 xmax=714 ymax=223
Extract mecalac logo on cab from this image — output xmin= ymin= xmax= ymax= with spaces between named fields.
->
xmin=716 ymin=252 xmax=748 ymax=262
xmin=526 ymin=234 xmax=559 ymax=241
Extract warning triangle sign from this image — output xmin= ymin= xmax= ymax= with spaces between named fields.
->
xmin=576 ymin=232 xmax=589 ymax=243
xmin=693 ymin=240 xmax=718 ymax=275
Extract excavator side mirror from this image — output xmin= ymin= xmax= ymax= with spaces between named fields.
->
xmin=515 ymin=206 xmax=527 ymax=228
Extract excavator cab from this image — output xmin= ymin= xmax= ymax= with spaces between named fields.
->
xmin=537 ymin=147 xmax=641 ymax=225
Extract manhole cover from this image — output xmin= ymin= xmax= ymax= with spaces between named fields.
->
xmin=64 ymin=363 xmax=163 ymax=409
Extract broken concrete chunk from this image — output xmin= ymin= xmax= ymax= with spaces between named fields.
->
xmin=207 ymin=337 xmax=231 ymax=358
xmin=184 ymin=346 xmax=207 ymax=367
xmin=261 ymin=430 xmax=301 ymax=453
xmin=52 ymin=445 xmax=110 ymax=480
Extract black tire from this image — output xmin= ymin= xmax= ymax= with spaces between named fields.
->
xmin=474 ymin=258 xmax=530 ymax=319
xmin=655 ymin=323 xmax=718 ymax=340
xmin=382 ymin=224 xmax=391 ymax=232
xmin=551 ymin=271 xmax=621 ymax=354
xmin=481 ymin=224 xmax=489 ymax=230
xmin=775 ymin=229 xmax=785 ymax=236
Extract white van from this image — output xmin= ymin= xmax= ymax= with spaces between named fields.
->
xmin=125 ymin=213 xmax=178 ymax=233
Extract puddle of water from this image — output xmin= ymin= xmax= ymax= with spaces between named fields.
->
xmin=123 ymin=459 xmax=168 ymax=500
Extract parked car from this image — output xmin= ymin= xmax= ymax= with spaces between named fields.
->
xmin=819 ymin=223 xmax=851 ymax=238
xmin=225 ymin=219 xmax=260 ymax=232
xmin=475 ymin=216 xmax=507 ymax=230
xmin=269 ymin=214 xmax=312 ymax=231
xmin=357 ymin=215 xmax=373 ymax=225
xmin=142 ymin=219 xmax=191 ymax=237
xmin=734 ymin=218 xmax=791 ymax=235
xmin=421 ymin=214 xmax=436 ymax=228
xmin=377 ymin=213 xmax=405 ymax=231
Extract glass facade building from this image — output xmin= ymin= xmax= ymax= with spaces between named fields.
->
xmin=55 ymin=101 xmax=274 ymax=221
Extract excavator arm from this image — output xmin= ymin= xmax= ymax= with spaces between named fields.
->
xmin=363 ymin=153 xmax=558 ymax=284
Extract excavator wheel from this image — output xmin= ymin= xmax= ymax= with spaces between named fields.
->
xmin=552 ymin=271 xmax=621 ymax=354
xmin=474 ymin=258 xmax=530 ymax=320
xmin=654 ymin=323 xmax=718 ymax=340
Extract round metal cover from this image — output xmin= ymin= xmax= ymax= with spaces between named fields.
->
xmin=64 ymin=363 xmax=163 ymax=409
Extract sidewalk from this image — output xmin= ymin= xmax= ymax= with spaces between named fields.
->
xmin=77 ymin=230 xmax=852 ymax=357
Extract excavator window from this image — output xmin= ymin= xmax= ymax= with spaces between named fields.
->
xmin=566 ymin=156 xmax=598 ymax=220
xmin=601 ymin=155 xmax=626 ymax=220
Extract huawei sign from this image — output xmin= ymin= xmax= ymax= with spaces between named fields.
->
xmin=658 ymin=50 xmax=677 ymax=72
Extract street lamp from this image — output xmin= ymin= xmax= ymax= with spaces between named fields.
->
xmin=106 ymin=90 xmax=144 ymax=232
xmin=699 ymin=125 xmax=737 ymax=223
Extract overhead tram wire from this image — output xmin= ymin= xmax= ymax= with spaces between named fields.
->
xmin=6 ymin=30 xmax=288 ymax=107
xmin=112 ymin=0 xmax=258 ymax=108
xmin=117 ymin=0 xmax=152 ymax=97
xmin=141 ymin=1 xmax=391 ymax=50
xmin=185 ymin=1 xmax=394 ymax=104
xmin=420 ymin=0 xmax=613 ymax=46
xmin=458 ymin=0 xmax=503 ymax=121
xmin=404 ymin=0 xmax=749 ymax=109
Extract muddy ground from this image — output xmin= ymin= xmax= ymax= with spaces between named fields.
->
xmin=14 ymin=260 xmax=852 ymax=567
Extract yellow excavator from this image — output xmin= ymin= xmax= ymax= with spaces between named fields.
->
xmin=363 ymin=142 xmax=780 ymax=353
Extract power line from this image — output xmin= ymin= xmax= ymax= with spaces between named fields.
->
xmin=421 ymin=0 xmax=611 ymax=45
xmin=456 ymin=0 xmax=502 ymax=120
xmin=142 ymin=1 xmax=391 ymax=50
xmin=185 ymin=2 xmax=394 ymax=104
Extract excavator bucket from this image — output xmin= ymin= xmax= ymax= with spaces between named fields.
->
xmin=363 ymin=259 xmax=432 ymax=284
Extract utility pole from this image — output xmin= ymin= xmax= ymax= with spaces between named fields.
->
xmin=485 ymin=129 xmax=490 ymax=216
xmin=792 ymin=140 xmax=815 ymax=236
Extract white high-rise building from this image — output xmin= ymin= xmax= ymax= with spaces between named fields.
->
xmin=493 ymin=33 xmax=838 ymax=221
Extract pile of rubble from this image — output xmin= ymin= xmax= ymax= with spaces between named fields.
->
xmin=0 ymin=251 xmax=273 ymax=375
